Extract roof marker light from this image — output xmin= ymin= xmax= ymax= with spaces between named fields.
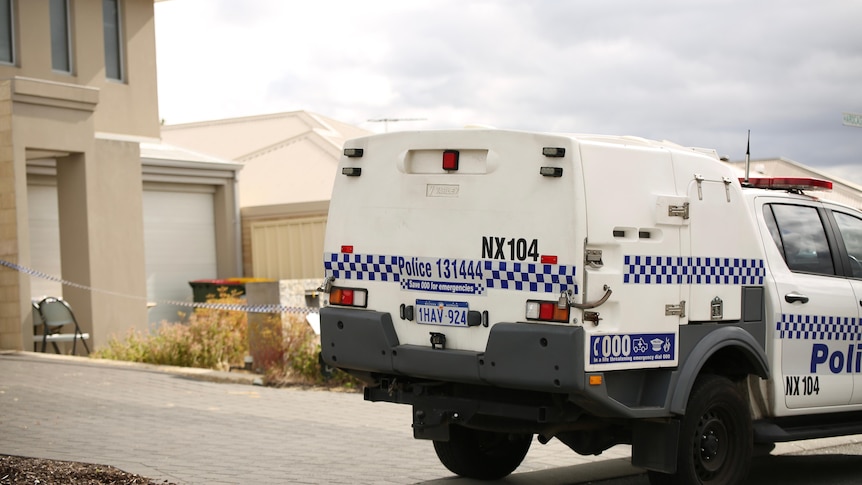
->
xmin=342 ymin=167 xmax=362 ymax=176
xmin=542 ymin=147 xmax=565 ymax=157
xmin=743 ymin=177 xmax=832 ymax=191
xmin=344 ymin=148 xmax=364 ymax=158
xmin=442 ymin=150 xmax=460 ymax=171
xmin=540 ymin=167 xmax=563 ymax=177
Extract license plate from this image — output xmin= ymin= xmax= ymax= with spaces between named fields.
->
xmin=415 ymin=299 xmax=469 ymax=327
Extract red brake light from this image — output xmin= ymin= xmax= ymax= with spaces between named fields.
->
xmin=442 ymin=150 xmax=460 ymax=171
xmin=329 ymin=286 xmax=368 ymax=308
xmin=539 ymin=302 xmax=555 ymax=320
xmin=525 ymin=299 xmax=570 ymax=323
xmin=743 ymin=177 xmax=832 ymax=191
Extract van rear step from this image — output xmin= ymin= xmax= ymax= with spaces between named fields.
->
xmin=754 ymin=411 xmax=862 ymax=443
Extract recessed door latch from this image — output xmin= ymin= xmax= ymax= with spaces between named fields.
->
xmin=711 ymin=297 xmax=723 ymax=320
xmin=585 ymin=249 xmax=603 ymax=268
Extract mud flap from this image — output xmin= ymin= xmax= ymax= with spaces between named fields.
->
xmin=631 ymin=419 xmax=679 ymax=473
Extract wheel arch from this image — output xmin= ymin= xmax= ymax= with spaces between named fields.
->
xmin=669 ymin=326 xmax=769 ymax=415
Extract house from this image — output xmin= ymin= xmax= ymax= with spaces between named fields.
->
xmin=0 ymin=0 xmax=243 ymax=351
xmin=161 ymin=111 xmax=371 ymax=283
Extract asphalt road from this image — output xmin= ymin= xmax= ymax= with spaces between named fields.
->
xmin=1 ymin=351 xmax=860 ymax=484
xmin=590 ymin=442 xmax=862 ymax=485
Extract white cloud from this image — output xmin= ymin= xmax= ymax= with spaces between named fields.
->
xmin=155 ymin=0 xmax=862 ymax=168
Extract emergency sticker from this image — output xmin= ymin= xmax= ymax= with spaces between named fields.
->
xmin=589 ymin=333 xmax=675 ymax=365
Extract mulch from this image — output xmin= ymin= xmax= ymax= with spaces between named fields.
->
xmin=0 ymin=455 xmax=176 ymax=485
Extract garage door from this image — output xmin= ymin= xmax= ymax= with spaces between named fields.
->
xmin=27 ymin=183 xmax=62 ymax=300
xmin=144 ymin=187 xmax=217 ymax=326
xmin=27 ymin=183 xmax=219 ymax=327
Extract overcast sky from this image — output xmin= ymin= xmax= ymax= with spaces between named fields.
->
xmin=154 ymin=0 xmax=862 ymax=182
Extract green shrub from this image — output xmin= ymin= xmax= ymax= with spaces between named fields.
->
xmin=93 ymin=289 xmax=247 ymax=371
xmin=93 ymin=288 xmax=361 ymax=389
xmin=262 ymin=313 xmax=362 ymax=389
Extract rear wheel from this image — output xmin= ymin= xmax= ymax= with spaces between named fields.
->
xmin=433 ymin=425 xmax=532 ymax=480
xmin=648 ymin=374 xmax=752 ymax=485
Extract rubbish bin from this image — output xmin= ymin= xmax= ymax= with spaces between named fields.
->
xmin=189 ymin=279 xmax=246 ymax=303
xmin=189 ymin=278 xmax=273 ymax=302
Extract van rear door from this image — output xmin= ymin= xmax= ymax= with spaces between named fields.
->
xmin=324 ymin=130 xmax=586 ymax=353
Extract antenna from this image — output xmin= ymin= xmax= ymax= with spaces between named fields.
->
xmin=744 ymin=130 xmax=751 ymax=185
xmin=367 ymin=117 xmax=427 ymax=133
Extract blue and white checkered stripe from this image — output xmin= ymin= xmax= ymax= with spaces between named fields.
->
xmin=777 ymin=314 xmax=861 ymax=341
xmin=484 ymin=261 xmax=577 ymax=294
xmin=624 ymin=256 xmax=765 ymax=285
xmin=324 ymin=253 xmax=401 ymax=282
xmin=324 ymin=253 xmax=577 ymax=294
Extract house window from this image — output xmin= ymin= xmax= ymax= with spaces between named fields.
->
xmin=0 ymin=0 xmax=13 ymax=64
xmin=50 ymin=0 xmax=71 ymax=73
xmin=103 ymin=0 xmax=123 ymax=80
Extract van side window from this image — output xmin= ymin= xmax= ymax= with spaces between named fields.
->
xmin=763 ymin=204 xmax=835 ymax=276
xmin=833 ymin=211 xmax=862 ymax=278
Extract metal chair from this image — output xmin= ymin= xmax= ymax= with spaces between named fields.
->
xmin=33 ymin=296 xmax=90 ymax=355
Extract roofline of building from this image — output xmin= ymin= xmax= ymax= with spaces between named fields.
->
xmin=728 ymin=156 xmax=862 ymax=192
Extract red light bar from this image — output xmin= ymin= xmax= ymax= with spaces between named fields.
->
xmin=442 ymin=150 xmax=460 ymax=171
xmin=742 ymin=177 xmax=832 ymax=191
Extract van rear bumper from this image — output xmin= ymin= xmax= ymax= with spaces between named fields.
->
xmin=320 ymin=306 xmax=587 ymax=394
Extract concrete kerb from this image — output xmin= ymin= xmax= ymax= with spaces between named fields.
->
xmin=0 ymin=350 xmax=263 ymax=386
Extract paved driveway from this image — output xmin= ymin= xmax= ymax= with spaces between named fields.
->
xmin=0 ymin=352 xmax=636 ymax=484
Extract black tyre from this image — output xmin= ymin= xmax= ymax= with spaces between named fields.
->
xmin=648 ymin=374 xmax=752 ymax=485
xmin=433 ymin=425 xmax=532 ymax=480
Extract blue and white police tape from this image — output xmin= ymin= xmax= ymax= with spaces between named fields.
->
xmin=0 ymin=258 xmax=314 ymax=314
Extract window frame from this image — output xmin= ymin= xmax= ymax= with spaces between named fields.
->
xmin=102 ymin=0 xmax=124 ymax=81
xmin=0 ymin=0 xmax=14 ymax=65
xmin=49 ymin=0 xmax=73 ymax=74
xmin=825 ymin=208 xmax=862 ymax=280
xmin=762 ymin=202 xmax=845 ymax=278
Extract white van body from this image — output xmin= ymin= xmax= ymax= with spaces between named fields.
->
xmin=319 ymin=129 xmax=862 ymax=484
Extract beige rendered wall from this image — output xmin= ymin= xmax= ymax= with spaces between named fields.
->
xmin=0 ymin=82 xmax=20 ymax=349
xmin=7 ymin=83 xmax=149 ymax=349
xmin=0 ymin=0 xmax=158 ymax=349
xmin=4 ymin=0 xmax=159 ymax=138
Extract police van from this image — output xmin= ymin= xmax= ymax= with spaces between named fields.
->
xmin=318 ymin=129 xmax=862 ymax=484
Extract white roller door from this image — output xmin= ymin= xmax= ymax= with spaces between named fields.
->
xmin=27 ymin=182 xmax=219 ymax=327
xmin=144 ymin=186 xmax=217 ymax=326
xmin=27 ymin=183 xmax=62 ymax=301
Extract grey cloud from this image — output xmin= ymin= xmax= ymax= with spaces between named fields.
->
xmin=168 ymin=0 xmax=862 ymax=169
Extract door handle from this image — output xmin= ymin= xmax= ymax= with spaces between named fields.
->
xmin=785 ymin=292 xmax=809 ymax=304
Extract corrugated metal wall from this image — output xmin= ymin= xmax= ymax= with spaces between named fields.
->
xmin=250 ymin=217 xmax=327 ymax=279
